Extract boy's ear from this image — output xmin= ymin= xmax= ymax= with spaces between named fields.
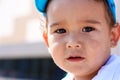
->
xmin=111 ymin=24 xmax=120 ymax=47
xmin=43 ymin=31 xmax=49 ymax=47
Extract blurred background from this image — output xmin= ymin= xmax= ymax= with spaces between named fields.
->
xmin=0 ymin=0 xmax=120 ymax=80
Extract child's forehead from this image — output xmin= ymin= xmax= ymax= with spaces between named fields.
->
xmin=35 ymin=0 xmax=116 ymax=22
xmin=47 ymin=0 xmax=107 ymax=26
xmin=49 ymin=0 xmax=97 ymax=7
xmin=47 ymin=0 xmax=104 ymax=16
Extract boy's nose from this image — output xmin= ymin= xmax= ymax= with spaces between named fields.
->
xmin=66 ymin=32 xmax=82 ymax=49
xmin=66 ymin=41 xmax=81 ymax=49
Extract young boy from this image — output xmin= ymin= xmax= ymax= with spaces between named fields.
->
xmin=35 ymin=0 xmax=120 ymax=80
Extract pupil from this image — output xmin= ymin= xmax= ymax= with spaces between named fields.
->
xmin=82 ymin=27 xmax=94 ymax=32
xmin=57 ymin=29 xmax=66 ymax=33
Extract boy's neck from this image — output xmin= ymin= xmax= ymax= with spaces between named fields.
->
xmin=74 ymin=71 xmax=98 ymax=80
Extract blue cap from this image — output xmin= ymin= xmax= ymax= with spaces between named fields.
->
xmin=35 ymin=0 xmax=48 ymax=16
xmin=35 ymin=0 xmax=116 ymax=22
xmin=107 ymin=0 xmax=116 ymax=22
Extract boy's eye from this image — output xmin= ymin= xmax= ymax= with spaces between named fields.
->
xmin=82 ymin=26 xmax=95 ymax=32
xmin=54 ymin=28 xmax=66 ymax=34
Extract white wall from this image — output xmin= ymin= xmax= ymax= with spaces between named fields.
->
xmin=0 ymin=0 xmax=120 ymax=58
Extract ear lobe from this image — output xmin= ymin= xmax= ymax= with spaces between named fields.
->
xmin=43 ymin=31 xmax=49 ymax=47
xmin=118 ymin=24 xmax=120 ymax=37
xmin=115 ymin=24 xmax=120 ymax=42
xmin=111 ymin=24 xmax=120 ymax=47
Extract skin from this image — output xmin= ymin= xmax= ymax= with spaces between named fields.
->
xmin=43 ymin=0 xmax=120 ymax=80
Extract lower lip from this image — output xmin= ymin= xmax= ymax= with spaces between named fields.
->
xmin=67 ymin=57 xmax=84 ymax=62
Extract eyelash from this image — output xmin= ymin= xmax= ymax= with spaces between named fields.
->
xmin=54 ymin=28 xmax=66 ymax=34
xmin=54 ymin=26 xmax=95 ymax=34
xmin=82 ymin=26 xmax=95 ymax=32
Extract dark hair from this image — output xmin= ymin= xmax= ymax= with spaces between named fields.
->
xmin=95 ymin=0 xmax=115 ymax=26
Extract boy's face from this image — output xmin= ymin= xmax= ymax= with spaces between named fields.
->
xmin=43 ymin=0 xmax=120 ymax=79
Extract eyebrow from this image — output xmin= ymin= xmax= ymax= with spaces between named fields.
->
xmin=49 ymin=20 xmax=65 ymax=28
xmin=83 ymin=19 xmax=101 ymax=24
xmin=49 ymin=23 xmax=59 ymax=28
xmin=49 ymin=19 xmax=101 ymax=28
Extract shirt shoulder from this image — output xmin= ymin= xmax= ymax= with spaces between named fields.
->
xmin=93 ymin=54 xmax=120 ymax=80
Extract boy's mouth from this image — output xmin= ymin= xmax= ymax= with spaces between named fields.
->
xmin=67 ymin=56 xmax=85 ymax=62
